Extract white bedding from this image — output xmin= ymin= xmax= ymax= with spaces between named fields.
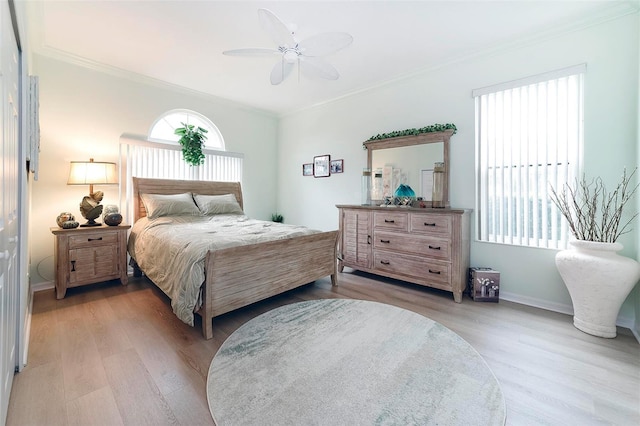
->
xmin=128 ymin=214 xmax=319 ymax=325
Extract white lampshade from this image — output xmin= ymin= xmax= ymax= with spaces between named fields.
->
xmin=67 ymin=158 xmax=118 ymax=186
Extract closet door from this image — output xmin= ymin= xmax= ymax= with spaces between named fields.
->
xmin=0 ymin=0 xmax=20 ymax=423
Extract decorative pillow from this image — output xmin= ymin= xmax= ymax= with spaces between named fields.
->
xmin=140 ymin=192 xmax=201 ymax=219
xmin=193 ymin=193 xmax=244 ymax=215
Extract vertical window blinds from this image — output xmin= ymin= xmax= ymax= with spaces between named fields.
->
xmin=473 ymin=64 xmax=585 ymax=249
xmin=119 ymin=136 xmax=243 ymax=224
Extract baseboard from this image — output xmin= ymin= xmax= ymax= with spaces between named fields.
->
xmin=500 ymin=291 xmax=637 ymax=341
xmin=20 ymin=290 xmax=34 ymax=371
xmin=31 ymin=281 xmax=54 ymax=292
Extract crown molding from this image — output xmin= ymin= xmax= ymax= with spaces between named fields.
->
xmin=32 ymin=46 xmax=278 ymax=120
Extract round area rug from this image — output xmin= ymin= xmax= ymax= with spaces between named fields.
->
xmin=207 ymin=299 xmax=506 ymax=425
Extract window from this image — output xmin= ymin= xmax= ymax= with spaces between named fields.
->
xmin=148 ymin=109 xmax=225 ymax=150
xmin=473 ymin=64 xmax=585 ymax=249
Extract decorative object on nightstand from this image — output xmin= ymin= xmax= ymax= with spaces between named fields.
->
xmin=50 ymin=224 xmax=130 ymax=299
xmin=67 ymin=158 xmax=118 ymax=227
xmin=102 ymin=204 xmax=123 ymax=226
xmin=56 ymin=212 xmax=77 ymax=228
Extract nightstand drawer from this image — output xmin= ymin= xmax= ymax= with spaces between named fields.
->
xmin=69 ymin=232 xmax=118 ymax=249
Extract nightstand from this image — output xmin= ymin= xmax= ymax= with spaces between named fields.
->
xmin=50 ymin=224 xmax=131 ymax=299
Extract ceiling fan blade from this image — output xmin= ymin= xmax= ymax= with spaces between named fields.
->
xmin=298 ymin=32 xmax=353 ymax=57
xmin=270 ymin=60 xmax=294 ymax=85
xmin=222 ymin=48 xmax=279 ymax=57
xmin=258 ymin=8 xmax=295 ymax=47
xmin=300 ymin=57 xmax=340 ymax=80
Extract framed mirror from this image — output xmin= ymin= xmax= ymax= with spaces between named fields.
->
xmin=363 ymin=129 xmax=454 ymax=207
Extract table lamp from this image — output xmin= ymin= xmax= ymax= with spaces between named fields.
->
xmin=67 ymin=158 xmax=118 ymax=226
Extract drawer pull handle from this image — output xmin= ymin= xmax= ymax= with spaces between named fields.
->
xmin=380 ymin=260 xmax=390 ymax=265
xmin=384 ymin=219 xmax=395 ymax=223
xmin=424 ymin=222 xmax=436 ymax=227
xmin=367 ymin=235 xmax=371 ymax=245
xmin=88 ymin=237 xmax=103 ymax=241
xmin=70 ymin=260 xmax=76 ymax=272
xmin=380 ymin=239 xmax=390 ymax=243
xmin=428 ymin=269 xmax=441 ymax=275
xmin=428 ymin=245 xmax=441 ymax=250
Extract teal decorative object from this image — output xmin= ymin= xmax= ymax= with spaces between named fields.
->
xmin=394 ymin=184 xmax=416 ymax=206
xmin=394 ymin=184 xmax=415 ymax=197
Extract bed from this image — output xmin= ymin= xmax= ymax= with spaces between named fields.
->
xmin=128 ymin=177 xmax=339 ymax=339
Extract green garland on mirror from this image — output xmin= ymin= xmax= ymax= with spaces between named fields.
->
xmin=366 ymin=123 xmax=457 ymax=142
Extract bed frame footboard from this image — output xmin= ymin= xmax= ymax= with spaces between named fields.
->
xmin=198 ymin=230 xmax=339 ymax=339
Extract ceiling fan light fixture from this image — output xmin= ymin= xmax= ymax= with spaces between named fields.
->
xmin=283 ymin=49 xmax=299 ymax=64
xmin=223 ymin=8 xmax=353 ymax=85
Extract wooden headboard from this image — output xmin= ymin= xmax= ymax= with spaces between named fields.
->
xmin=132 ymin=177 xmax=244 ymax=222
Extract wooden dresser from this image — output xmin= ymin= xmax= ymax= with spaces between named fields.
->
xmin=337 ymin=205 xmax=471 ymax=302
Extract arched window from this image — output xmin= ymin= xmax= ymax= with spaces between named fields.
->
xmin=148 ymin=109 xmax=225 ymax=150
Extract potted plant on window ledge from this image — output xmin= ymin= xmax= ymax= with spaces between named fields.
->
xmin=550 ymin=168 xmax=640 ymax=338
xmin=175 ymin=123 xmax=208 ymax=166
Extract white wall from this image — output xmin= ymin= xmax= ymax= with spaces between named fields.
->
xmin=30 ymin=55 xmax=279 ymax=286
xmin=278 ymin=13 xmax=639 ymax=322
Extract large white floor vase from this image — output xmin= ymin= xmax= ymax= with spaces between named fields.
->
xmin=556 ymin=240 xmax=640 ymax=338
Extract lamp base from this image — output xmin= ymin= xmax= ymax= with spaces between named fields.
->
xmin=80 ymin=219 xmax=102 ymax=227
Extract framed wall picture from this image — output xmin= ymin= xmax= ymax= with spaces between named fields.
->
xmin=330 ymin=159 xmax=344 ymax=174
xmin=302 ymin=163 xmax=314 ymax=176
xmin=313 ymin=154 xmax=330 ymax=178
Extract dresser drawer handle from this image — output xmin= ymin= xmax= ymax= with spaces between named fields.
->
xmin=87 ymin=237 xmax=103 ymax=242
xmin=424 ymin=222 xmax=436 ymax=227
xmin=428 ymin=269 xmax=441 ymax=275
xmin=428 ymin=245 xmax=441 ymax=250
xmin=70 ymin=260 xmax=76 ymax=272
xmin=380 ymin=260 xmax=390 ymax=265
xmin=380 ymin=239 xmax=390 ymax=244
xmin=384 ymin=219 xmax=395 ymax=223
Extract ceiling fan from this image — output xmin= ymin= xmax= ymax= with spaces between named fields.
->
xmin=223 ymin=9 xmax=353 ymax=85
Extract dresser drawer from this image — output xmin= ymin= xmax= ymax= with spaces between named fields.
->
xmin=373 ymin=211 xmax=408 ymax=231
xmin=373 ymin=251 xmax=451 ymax=287
xmin=410 ymin=213 xmax=452 ymax=236
xmin=374 ymin=231 xmax=451 ymax=260
xmin=68 ymin=232 xmax=118 ymax=249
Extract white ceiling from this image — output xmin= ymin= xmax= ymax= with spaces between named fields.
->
xmin=26 ymin=1 xmax=636 ymax=116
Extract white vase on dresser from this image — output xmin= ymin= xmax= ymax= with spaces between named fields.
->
xmin=555 ymin=240 xmax=640 ymax=338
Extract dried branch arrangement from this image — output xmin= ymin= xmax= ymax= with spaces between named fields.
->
xmin=550 ymin=168 xmax=638 ymax=243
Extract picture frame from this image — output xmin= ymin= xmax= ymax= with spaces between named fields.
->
xmin=302 ymin=163 xmax=314 ymax=176
xmin=330 ymin=159 xmax=344 ymax=174
xmin=313 ymin=154 xmax=331 ymax=178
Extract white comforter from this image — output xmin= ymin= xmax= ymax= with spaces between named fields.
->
xmin=128 ymin=215 xmax=318 ymax=325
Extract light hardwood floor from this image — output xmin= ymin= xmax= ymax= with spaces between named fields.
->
xmin=7 ymin=271 xmax=640 ymax=426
